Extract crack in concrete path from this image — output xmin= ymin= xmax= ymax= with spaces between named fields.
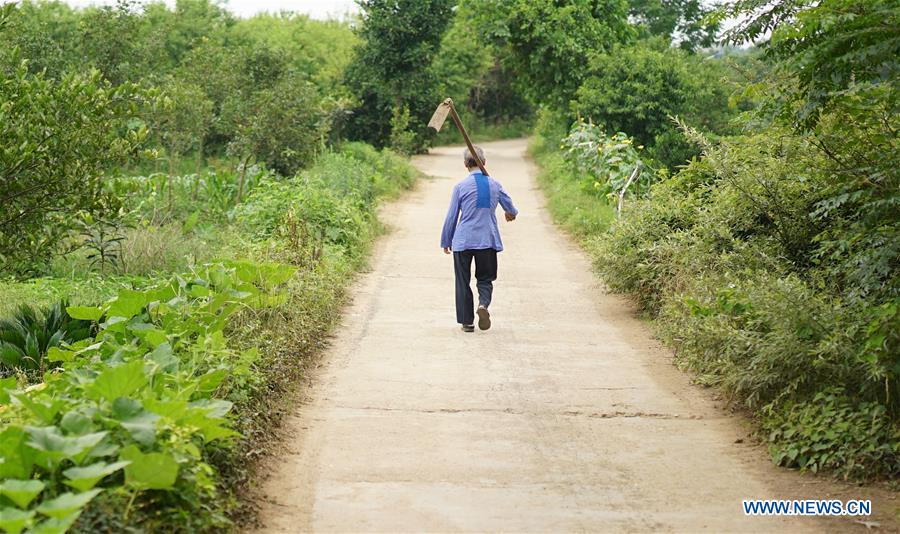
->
xmin=333 ymin=404 xmax=706 ymax=420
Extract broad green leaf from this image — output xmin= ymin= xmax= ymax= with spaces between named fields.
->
xmin=144 ymin=398 xmax=188 ymax=420
xmin=145 ymin=343 xmax=177 ymax=373
xmin=0 ymin=427 xmax=35 ymax=479
xmin=195 ymin=369 xmax=227 ymax=393
xmin=59 ymin=412 xmax=93 ymax=436
xmin=35 ymin=489 xmax=101 ymax=519
xmin=63 ymin=461 xmax=130 ymax=492
xmin=9 ymin=393 xmax=64 ymax=425
xmin=0 ymin=479 xmax=45 ymax=508
xmin=182 ymin=402 xmax=237 ymax=442
xmin=126 ymin=323 xmax=167 ymax=347
xmin=190 ymin=399 xmax=233 ymax=419
xmin=189 ymin=284 xmax=210 ymax=298
xmin=106 ymin=289 xmax=146 ymax=320
xmin=29 ymin=515 xmax=78 ymax=534
xmin=45 ymin=347 xmax=74 ymax=363
xmin=110 ymin=398 xmax=158 ymax=446
xmin=259 ymin=263 xmax=297 ymax=287
xmin=110 ymin=397 xmax=141 ymax=419
xmin=26 ymin=427 xmax=107 ymax=468
xmin=85 ymin=441 xmax=119 ymax=460
xmin=229 ymin=260 xmax=257 ymax=284
xmin=88 ymin=360 xmax=148 ymax=401
xmin=143 ymin=329 xmax=168 ymax=348
xmin=65 ymin=306 xmax=103 ymax=322
xmin=101 ymin=316 xmax=128 ymax=333
xmin=72 ymin=342 xmax=103 ymax=359
xmin=119 ymin=445 xmax=179 ymax=490
xmin=0 ymin=376 xmax=16 ymax=404
xmin=0 ymin=508 xmax=35 ymax=534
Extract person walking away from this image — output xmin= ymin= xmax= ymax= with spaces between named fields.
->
xmin=440 ymin=146 xmax=518 ymax=332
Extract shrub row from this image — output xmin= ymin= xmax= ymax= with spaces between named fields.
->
xmin=0 ymin=145 xmax=419 ymax=532
xmin=532 ymin=125 xmax=900 ymax=480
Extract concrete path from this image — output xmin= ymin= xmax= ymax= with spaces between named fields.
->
xmin=255 ymin=139 xmax=880 ymax=533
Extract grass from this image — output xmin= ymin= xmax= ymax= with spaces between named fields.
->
xmin=529 ymin=137 xmax=616 ymax=240
xmin=0 ymin=275 xmax=151 ymax=316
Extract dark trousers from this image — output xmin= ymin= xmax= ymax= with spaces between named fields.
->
xmin=453 ymin=248 xmax=498 ymax=325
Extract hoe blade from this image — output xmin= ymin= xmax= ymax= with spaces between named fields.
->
xmin=427 ymin=99 xmax=452 ymax=132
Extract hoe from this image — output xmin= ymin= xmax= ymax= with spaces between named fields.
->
xmin=427 ymin=98 xmax=488 ymax=176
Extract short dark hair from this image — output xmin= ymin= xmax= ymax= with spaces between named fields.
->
xmin=463 ymin=146 xmax=485 ymax=169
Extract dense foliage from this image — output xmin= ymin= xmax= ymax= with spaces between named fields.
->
xmin=574 ymin=38 xmax=737 ymax=168
xmin=0 ymin=62 xmax=150 ymax=274
xmin=0 ymin=1 xmax=424 ymax=530
xmin=465 ymin=0 xmax=741 ymax=171
xmin=0 ymin=144 xmax=420 ymax=531
xmin=629 ymin=0 xmax=719 ymax=51
xmin=430 ymin=0 xmax=534 ymax=141
xmin=468 ymin=0 xmax=634 ymax=108
xmin=560 ymin=122 xmax=649 ymax=200
xmin=0 ymin=0 xmax=360 ymax=275
xmin=0 ymin=261 xmax=295 ymax=533
xmin=344 ymin=0 xmax=453 ymax=153
xmin=533 ymin=0 xmax=900 ymax=479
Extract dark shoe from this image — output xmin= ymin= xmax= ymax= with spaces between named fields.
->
xmin=461 ymin=324 xmax=475 ymax=333
xmin=477 ymin=306 xmax=491 ymax=330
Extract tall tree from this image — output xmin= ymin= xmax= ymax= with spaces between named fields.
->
xmin=628 ymin=0 xmax=719 ymax=51
xmin=431 ymin=1 xmax=533 ymax=124
xmin=344 ymin=0 xmax=453 ymax=151
xmin=723 ymin=0 xmax=899 ymax=128
xmin=468 ymin=0 xmax=633 ymax=109
xmin=0 ymin=62 xmax=150 ymax=273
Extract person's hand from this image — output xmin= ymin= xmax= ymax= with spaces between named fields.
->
xmin=505 ymin=212 xmax=517 ymax=222
xmin=443 ymin=247 xmax=451 ymax=254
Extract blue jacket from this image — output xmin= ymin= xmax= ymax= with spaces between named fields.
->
xmin=440 ymin=172 xmax=518 ymax=252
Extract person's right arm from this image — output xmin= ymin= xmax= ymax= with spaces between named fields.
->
xmin=440 ymin=184 xmax=461 ymax=254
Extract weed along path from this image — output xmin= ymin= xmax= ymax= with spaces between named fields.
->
xmin=255 ymin=139 xmax=891 ymax=533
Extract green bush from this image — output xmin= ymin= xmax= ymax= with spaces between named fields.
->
xmin=560 ymin=121 xmax=648 ymax=200
xmin=573 ymin=38 xmax=737 ymax=169
xmin=109 ymin=167 xmax=270 ymax=225
xmin=529 ymin=111 xmax=617 ymax=240
xmin=764 ymin=389 xmax=900 ymax=480
xmin=0 ymin=261 xmax=296 ymax=532
xmin=0 ymin=62 xmax=152 ymax=275
xmin=535 ymin=70 xmax=899 ymax=478
xmin=223 ymin=74 xmax=331 ymax=177
xmin=233 ymin=147 xmax=417 ymax=259
xmin=338 ymin=142 xmax=418 ymax=197
xmin=344 ymin=0 xmax=452 ymax=152
xmin=588 ymin=128 xmax=899 ymax=479
xmin=233 ymin=175 xmax=372 ymax=257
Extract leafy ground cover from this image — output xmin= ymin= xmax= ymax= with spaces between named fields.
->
xmin=531 ymin=64 xmax=898 ymax=488
xmin=0 ymin=145 xmax=420 ymax=532
xmin=525 ymin=0 xmax=899 ymax=485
